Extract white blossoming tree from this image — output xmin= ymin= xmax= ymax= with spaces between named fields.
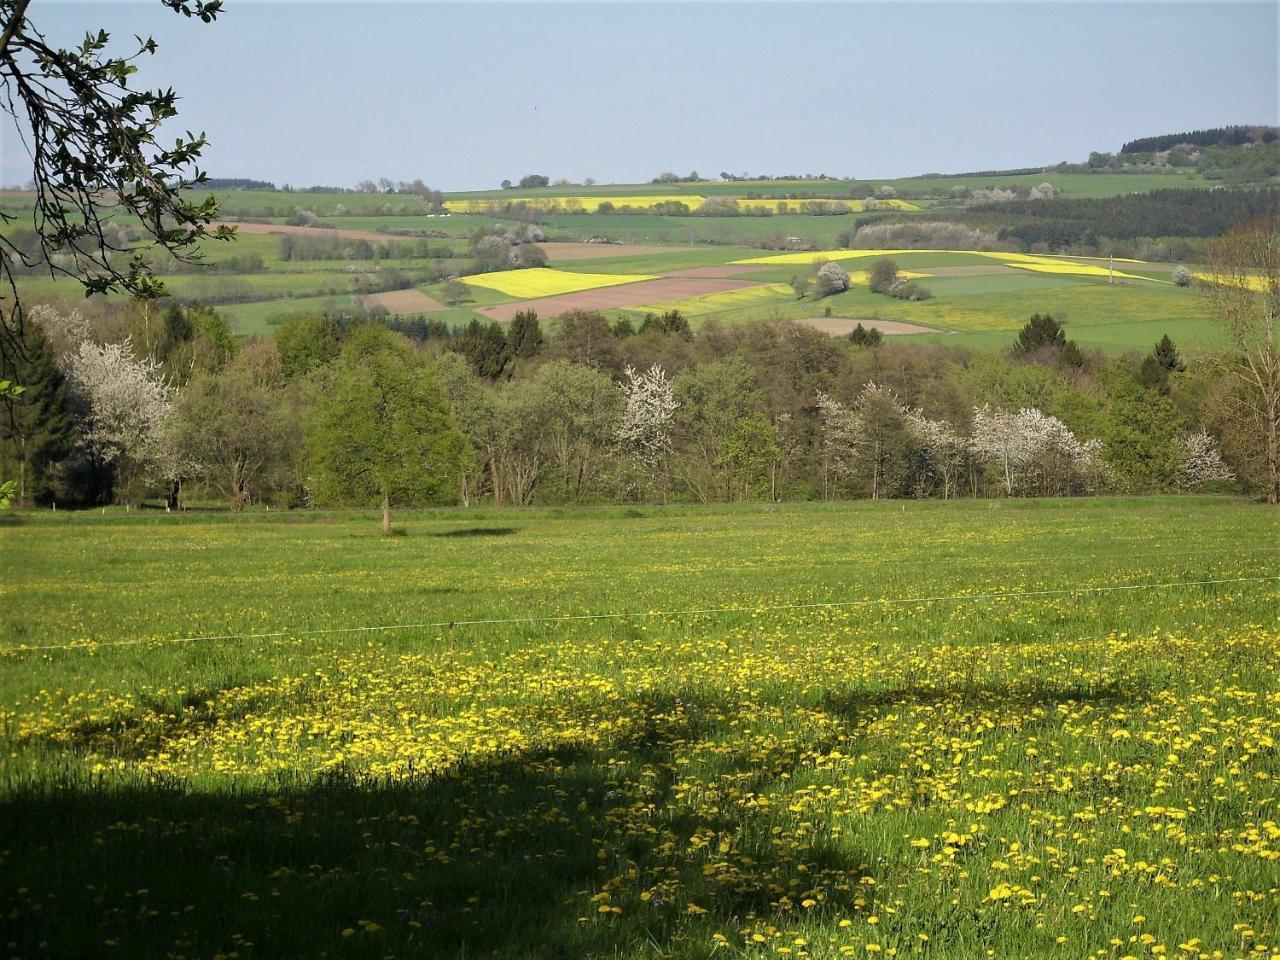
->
xmin=970 ymin=405 xmax=1029 ymax=496
xmin=616 ymin=364 xmax=678 ymax=501
xmin=64 ymin=338 xmax=172 ymax=505
xmin=971 ymin=405 xmax=1107 ymax=497
xmin=1174 ymin=430 xmax=1235 ymax=491
xmin=906 ymin=410 xmax=967 ymax=499
xmin=815 ymin=391 xmax=861 ymax=498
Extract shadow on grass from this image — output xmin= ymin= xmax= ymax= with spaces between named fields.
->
xmin=1 ymin=694 xmax=868 ymax=959
xmin=823 ymin=677 xmax=1146 ymax=716
xmin=429 ymin=526 xmax=521 ymax=538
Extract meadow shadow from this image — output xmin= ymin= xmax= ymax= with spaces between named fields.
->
xmin=2 ymin=693 xmax=868 ymax=959
xmin=430 ymin=526 xmax=520 ymax=538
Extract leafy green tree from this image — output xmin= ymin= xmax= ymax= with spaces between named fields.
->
xmin=172 ymin=353 xmax=296 ymax=510
xmin=127 ymin=302 xmax=236 ymax=383
xmin=0 ymin=318 xmax=76 ymax=505
xmin=854 ymin=383 xmax=921 ymax=499
xmin=0 ymin=379 xmax=24 ymax=508
xmin=276 ymin=314 xmax=341 ymax=379
xmin=868 ymin=259 xmax=900 ymax=294
xmin=1015 ymin=313 xmax=1067 ymax=353
xmin=1099 ymin=362 xmax=1186 ymax=489
xmin=0 ymin=0 xmax=233 ymax=368
xmin=638 ymin=310 xmax=691 ymax=339
xmin=673 ymin=357 xmax=766 ymax=502
xmin=849 ymin=323 xmax=883 ymax=348
xmin=717 ymin=415 xmax=782 ymax=500
xmin=441 ymin=278 xmax=471 ymax=307
xmin=307 ymin=328 xmax=465 ymax=533
xmin=532 ymin=361 xmax=620 ymax=502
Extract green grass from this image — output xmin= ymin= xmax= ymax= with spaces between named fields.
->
xmin=915 ymin=315 xmax=1231 ymax=354
xmin=598 ymin=267 xmax=1215 ymax=350
xmin=217 ymin=293 xmax=362 ymax=336
xmin=813 ymin=279 xmax=1210 ymax=333
xmin=1 ymin=498 xmax=1278 ymax=959
xmin=918 ymin=273 xmax=1083 ymax=296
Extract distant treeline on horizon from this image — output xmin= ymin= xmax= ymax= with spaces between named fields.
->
xmin=1120 ymin=126 xmax=1279 ymax=155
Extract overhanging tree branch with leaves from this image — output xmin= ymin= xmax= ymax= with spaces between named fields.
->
xmin=0 ymin=0 xmax=232 ymax=367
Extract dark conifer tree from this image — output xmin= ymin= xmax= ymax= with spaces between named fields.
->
xmin=1 ymin=320 xmax=77 ymax=505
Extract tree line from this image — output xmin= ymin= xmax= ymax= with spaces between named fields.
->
xmin=0 ymin=297 xmax=1258 ymax=520
xmin=1120 ymin=127 xmax=1278 ymax=155
xmin=859 ymin=189 xmax=1280 ymax=252
xmin=6 ymin=213 xmax=1278 ymax=516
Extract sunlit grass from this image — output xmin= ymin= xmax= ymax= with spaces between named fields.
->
xmin=1 ymin=498 xmax=1278 ymax=958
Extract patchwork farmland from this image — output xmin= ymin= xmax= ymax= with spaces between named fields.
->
xmin=6 ymin=149 xmax=1270 ymax=350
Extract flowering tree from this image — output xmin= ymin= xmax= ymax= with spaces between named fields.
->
xmin=1175 ymin=430 xmax=1235 ymax=491
xmin=64 ymin=338 xmax=172 ymax=505
xmin=813 ymin=261 xmax=850 ymax=297
xmin=815 ymin=391 xmax=860 ymax=498
xmin=906 ymin=411 xmax=967 ymax=499
xmin=616 ymin=364 xmax=677 ymax=501
xmin=971 ymin=405 xmax=1106 ymax=497
xmin=816 ymin=384 xmax=918 ymax=499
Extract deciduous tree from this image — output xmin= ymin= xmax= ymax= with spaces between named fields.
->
xmin=1201 ymin=215 xmax=1280 ymax=502
xmin=307 ymin=328 xmax=464 ymax=533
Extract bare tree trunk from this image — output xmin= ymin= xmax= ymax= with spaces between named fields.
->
xmin=1268 ymin=406 xmax=1279 ymax=504
xmin=381 ymin=491 xmax=391 ymax=535
xmin=18 ymin=434 xmax=26 ymax=506
xmin=872 ymin=441 xmax=880 ymax=500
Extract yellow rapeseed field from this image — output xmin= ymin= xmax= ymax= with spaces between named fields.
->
xmin=461 ymin=267 xmax=655 ymax=298
xmin=632 ymin=282 xmax=796 ymax=317
xmin=1005 ymin=261 xmax=1161 ymax=282
xmin=1193 ymin=273 xmax=1272 ymax=292
xmin=732 ymin=249 xmax=1162 ymax=281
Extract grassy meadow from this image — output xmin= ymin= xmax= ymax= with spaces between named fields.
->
xmin=2 ymin=497 xmax=1278 ymax=959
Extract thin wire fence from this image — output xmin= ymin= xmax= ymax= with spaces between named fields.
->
xmin=11 ymin=573 xmax=1279 ymax=655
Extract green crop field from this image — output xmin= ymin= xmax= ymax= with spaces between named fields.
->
xmin=1 ymin=498 xmax=1278 ymax=959
xmin=216 ymin=293 xmax=364 ymax=336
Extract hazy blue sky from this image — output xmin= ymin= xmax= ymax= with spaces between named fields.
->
xmin=4 ymin=1 xmax=1277 ymax=190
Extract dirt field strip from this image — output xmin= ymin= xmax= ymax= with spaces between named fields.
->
xmin=366 ymin=288 xmax=446 ymax=314
xmin=796 ymin=317 xmax=946 ymax=337
xmin=477 ymin=278 xmax=756 ymax=322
